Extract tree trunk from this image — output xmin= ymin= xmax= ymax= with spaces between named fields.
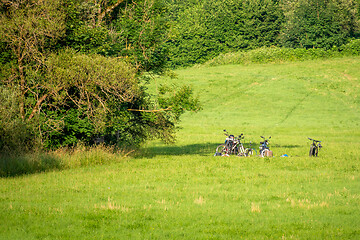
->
xmin=18 ymin=64 xmax=26 ymax=120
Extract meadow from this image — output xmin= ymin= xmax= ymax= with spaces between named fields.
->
xmin=1 ymin=57 xmax=360 ymax=239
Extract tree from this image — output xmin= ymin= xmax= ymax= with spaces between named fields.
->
xmin=163 ymin=0 xmax=285 ymax=67
xmin=44 ymin=49 xmax=139 ymax=128
xmin=96 ymin=0 xmax=125 ymax=24
xmin=38 ymin=49 xmax=140 ymax=148
xmin=280 ymin=0 xmax=360 ymax=49
xmin=110 ymin=0 xmax=169 ymax=73
xmin=164 ymin=2 xmax=211 ymax=67
xmin=207 ymin=0 xmax=284 ymax=50
xmin=0 ymin=0 xmax=65 ymax=120
xmin=0 ymin=0 xmax=201 ymax=152
xmin=64 ymin=0 xmax=169 ymax=73
xmin=39 ymin=49 xmax=200 ymax=148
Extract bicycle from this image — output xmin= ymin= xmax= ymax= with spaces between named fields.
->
xmin=215 ymin=130 xmax=256 ymax=157
xmin=308 ymin=138 xmax=322 ymax=157
xmin=237 ymin=139 xmax=257 ymax=157
xmin=215 ymin=130 xmax=239 ymax=156
xmin=259 ymin=136 xmax=272 ymax=157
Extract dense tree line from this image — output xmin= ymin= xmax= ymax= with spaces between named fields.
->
xmin=0 ymin=0 xmax=359 ymax=154
xmin=164 ymin=0 xmax=360 ymax=67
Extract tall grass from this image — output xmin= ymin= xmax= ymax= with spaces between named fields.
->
xmin=0 ymin=144 xmax=129 ymax=177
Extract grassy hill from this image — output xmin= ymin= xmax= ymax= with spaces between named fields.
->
xmin=1 ymin=57 xmax=359 ymax=239
xmin=146 ymin=57 xmax=360 ymax=157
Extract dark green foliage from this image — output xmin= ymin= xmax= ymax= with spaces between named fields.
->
xmin=164 ymin=0 xmax=285 ymax=67
xmin=37 ymin=49 xmax=201 ymax=149
xmin=62 ymin=0 xmax=169 ymax=73
xmin=110 ymin=0 xmax=169 ymax=73
xmin=280 ymin=0 xmax=359 ymax=49
xmin=164 ymin=0 xmax=359 ymax=67
xmin=0 ymin=0 xmax=202 ymax=156
xmin=213 ymin=0 xmax=284 ymax=50
xmin=39 ymin=49 xmax=139 ymax=148
xmin=63 ymin=0 xmax=113 ymax=54
xmin=41 ymin=109 xmax=95 ymax=150
xmin=0 ymin=42 xmax=15 ymax=82
xmin=164 ymin=2 xmax=216 ymax=67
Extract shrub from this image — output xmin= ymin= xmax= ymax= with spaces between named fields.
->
xmin=0 ymin=87 xmax=36 ymax=154
xmin=340 ymin=39 xmax=360 ymax=55
xmin=203 ymin=43 xmax=360 ymax=67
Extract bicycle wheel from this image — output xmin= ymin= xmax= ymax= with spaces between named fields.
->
xmin=237 ymin=146 xmax=245 ymax=156
xmin=246 ymin=148 xmax=257 ymax=157
xmin=261 ymin=149 xmax=269 ymax=157
xmin=216 ymin=144 xmax=229 ymax=156
xmin=309 ymin=146 xmax=315 ymax=156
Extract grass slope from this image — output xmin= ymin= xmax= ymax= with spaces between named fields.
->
xmin=147 ymin=57 xmax=360 ymax=157
xmin=1 ymin=57 xmax=360 ymax=239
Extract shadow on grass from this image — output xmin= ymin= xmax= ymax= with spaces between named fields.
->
xmin=138 ymin=142 xmax=219 ymax=158
xmin=138 ymin=143 xmax=303 ymax=158
xmin=273 ymin=144 xmax=302 ymax=149
xmin=0 ymin=153 xmax=62 ymax=178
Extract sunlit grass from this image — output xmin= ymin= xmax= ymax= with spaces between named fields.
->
xmin=1 ymin=154 xmax=359 ymax=239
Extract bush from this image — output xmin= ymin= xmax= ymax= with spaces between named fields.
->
xmin=0 ymin=87 xmax=36 ymax=154
xmin=203 ymin=43 xmax=360 ymax=67
xmin=340 ymin=39 xmax=360 ymax=55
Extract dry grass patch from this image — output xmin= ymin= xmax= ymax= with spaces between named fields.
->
xmin=94 ymin=197 xmax=130 ymax=212
xmin=286 ymin=197 xmax=329 ymax=209
xmin=251 ymin=202 xmax=261 ymax=213
xmin=194 ymin=196 xmax=205 ymax=205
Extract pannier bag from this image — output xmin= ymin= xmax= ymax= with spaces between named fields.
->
xmin=265 ymin=151 xmax=273 ymax=157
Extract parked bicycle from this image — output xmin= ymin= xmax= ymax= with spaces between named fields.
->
xmin=215 ymin=130 xmax=256 ymax=157
xmin=238 ymin=139 xmax=257 ymax=157
xmin=215 ymin=130 xmax=238 ymax=156
xmin=308 ymin=138 xmax=322 ymax=157
xmin=259 ymin=136 xmax=272 ymax=157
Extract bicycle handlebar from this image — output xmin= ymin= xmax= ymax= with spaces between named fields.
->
xmin=223 ymin=130 xmax=245 ymax=140
xmin=260 ymin=136 xmax=271 ymax=141
xmin=308 ymin=137 xmax=321 ymax=143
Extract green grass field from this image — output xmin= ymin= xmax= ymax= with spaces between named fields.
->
xmin=1 ymin=57 xmax=360 ymax=239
